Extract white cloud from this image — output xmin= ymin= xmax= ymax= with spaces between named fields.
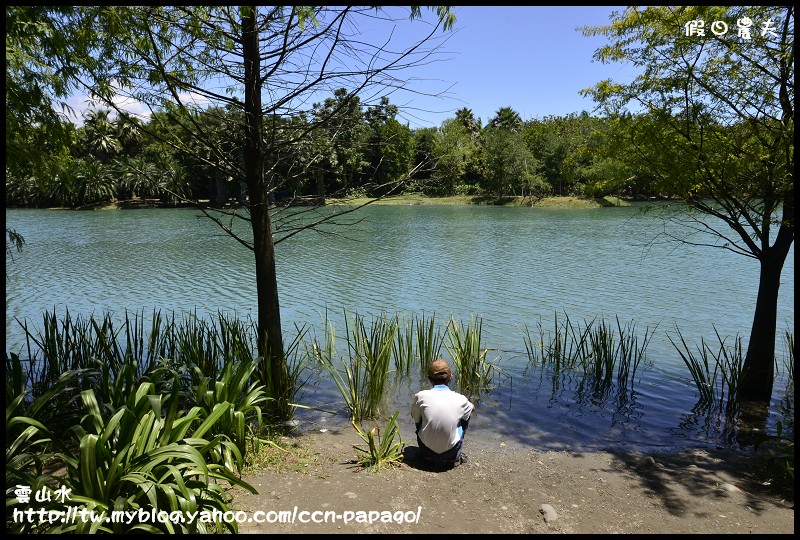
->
xmin=64 ymin=82 xmax=213 ymax=127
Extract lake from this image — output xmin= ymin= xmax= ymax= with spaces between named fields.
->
xmin=5 ymin=203 xmax=794 ymax=454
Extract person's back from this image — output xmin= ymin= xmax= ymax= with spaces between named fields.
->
xmin=411 ymin=359 xmax=474 ymax=468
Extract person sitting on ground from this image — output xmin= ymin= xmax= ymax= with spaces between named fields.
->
xmin=411 ymin=358 xmax=474 ymax=468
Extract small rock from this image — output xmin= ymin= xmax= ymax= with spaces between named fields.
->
xmin=638 ymin=456 xmax=657 ymax=469
xmin=721 ymin=483 xmax=741 ymax=493
xmin=539 ymin=504 xmax=558 ymax=523
xmin=344 ymin=491 xmax=357 ymax=499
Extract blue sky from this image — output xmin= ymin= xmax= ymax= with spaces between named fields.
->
xmin=68 ymin=6 xmax=634 ymax=129
xmin=385 ymin=5 xmax=634 ymax=128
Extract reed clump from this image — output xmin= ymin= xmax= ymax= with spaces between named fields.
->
xmin=668 ymin=324 xmax=745 ymax=411
xmin=444 ymin=315 xmax=495 ymax=396
xmin=522 ymin=312 xmax=653 ymax=394
xmin=311 ymin=311 xmax=400 ymax=422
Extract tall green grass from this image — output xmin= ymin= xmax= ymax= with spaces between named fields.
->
xmin=522 ymin=313 xmax=653 ymax=394
xmin=391 ymin=312 xmax=444 ymax=378
xmin=444 ymin=315 xmax=494 ymax=396
xmin=345 ymin=311 xmax=397 ymax=419
xmin=7 ymin=306 xmax=312 ymax=531
xmin=392 ymin=314 xmax=415 ymax=376
xmin=416 ymin=312 xmax=444 ymax=377
xmin=257 ymin=323 xmax=313 ymax=426
xmin=522 ymin=312 xmax=592 ymax=372
xmin=13 ymin=308 xmax=309 ymax=426
xmin=304 ymin=315 xmax=376 ymax=422
xmin=783 ymin=328 xmax=794 ymax=384
xmin=668 ymin=324 xmax=745 ymax=410
xmin=583 ymin=316 xmax=654 ymax=394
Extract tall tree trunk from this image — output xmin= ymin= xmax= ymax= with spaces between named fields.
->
xmin=242 ymin=8 xmax=287 ymax=410
xmin=213 ymin=176 xmax=227 ymax=208
xmin=316 ymin=168 xmax=326 ymax=204
xmin=739 ymin=218 xmax=793 ymax=400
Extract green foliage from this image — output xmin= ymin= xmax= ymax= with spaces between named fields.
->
xmin=582 ymin=316 xmax=654 ymax=393
xmin=192 ymin=357 xmax=269 ymax=469
xmin=416 ymin=313 xmax=445 ymax=378
xmin=522 ymin=313 xmax=653 ymax=394
xmin=347 ymin=312 xmax=397 ymax=409
xmin=365 ymin=98 xmax=415 ymax=193
xmin=307 ymin=314 xmax=366 ymax=420
xmin=5 ymin=353 xmax=263 ymax=534
xmin=392 ymin=315 xmax=416 ymax=376
xmin=480 ymin=127 xmax=542 ymax=197
xmin=783 ymin=329 xmax=794 ymax=384
xmin=352 ymin=410 xmax=405 ymax=472
xmin=581 ymin=6 xmax=794 ymax=400
xmin=51 ymin=385 xmax=256 ymax=534
xmin=5 ymin=229 xmax=25 ymax=262
xmin=6 ymin=354 xmax=61 ymax=530
xmin=258 ymin=323 xmax=313 ymax=426
xmin=668 ymin=325 xmax=746 ymax=410
xmin=429 ymin=119 xmax=474 ymax=196
xmin=391 ymin=312 xmax=444 ymax=378
xmin=3 ymin=307 xmax=306 ymax=533
xmin=522 ymin=312 xmax=589 ymax=372
xmin=313 ymin=312 xmax=398 ymax=422
xmin=444 ymin=315 xmax=494 ymax=396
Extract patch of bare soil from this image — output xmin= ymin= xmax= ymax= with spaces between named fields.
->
xmin=231 ymin=427 xmax=794 ymax=534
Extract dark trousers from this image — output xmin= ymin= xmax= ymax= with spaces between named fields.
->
xmin=415 ymin=419 xmax=468 ymax=465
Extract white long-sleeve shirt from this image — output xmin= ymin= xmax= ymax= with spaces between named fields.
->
xmin=411 ymin=385 xmax=474 ymax=454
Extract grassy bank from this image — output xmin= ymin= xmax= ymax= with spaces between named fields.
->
xmin=329 ymin=194 xmax=632 ymax=208
xmin=47 ymin=194 xmax=633 ymax=211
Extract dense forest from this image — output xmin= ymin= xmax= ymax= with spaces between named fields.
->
xmin=5 ymin=99 xmax=662 ymax=209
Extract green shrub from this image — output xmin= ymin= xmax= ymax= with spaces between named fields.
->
xmin=352 ymin=410 xmax=405 ymax=472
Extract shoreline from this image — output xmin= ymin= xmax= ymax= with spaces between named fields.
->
xmin=328 ymin=194 xmax=638 ymax=208
xmin=13 ymin=194 xmax=679 ymax=212
xmin=231 ymin=427 xmax=795 ymax=534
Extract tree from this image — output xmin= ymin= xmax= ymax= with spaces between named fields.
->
xmin=481 ymin=127 xmax=543 ymax=197
xmin=454 ymin=107 xmax=481 ymax=136
xmin=582 ymin=6 xmax=794 ymax=400
xmin=410 ymin=126 xmax=438 ymax=187
xmin=311 ymin=88 xmax=370 ymax=196
xmin=81 ymin=109 xmax=122 ymax=163
xmin=74 ymin=6 xmax=455 ymax=419
xmin=430 ymin=119 xmax=470 ymax=195
xmin=5 ymin=7 xmax=122 ymax=180
xmin=487 ymin=106 xmax=523 ymax=132
xmin=364 ymin=97 xmax=414 ymax=194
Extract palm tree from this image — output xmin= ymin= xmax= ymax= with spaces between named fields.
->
xmin=488 ymin=107 xmax=523 ymax=132
xmin=119 ymin=155 xmax=160 ymax=200
xmin=115 ymin=113 xmax=142 ymax=155
xmin=82 ymin=109 xmax=122 ymax=163
xmin=76 ymin=159 xmax=117 ymax=205
xmin=454 ymin=107 xmax=481 ymax=136
xmin=154 ymin=153 xmax=190 ymax=204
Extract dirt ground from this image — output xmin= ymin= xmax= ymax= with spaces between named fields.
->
xmin=230 ymin=427 xmax=794 ymax=534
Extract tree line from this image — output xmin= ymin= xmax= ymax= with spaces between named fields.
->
xmin=6 ymin=98 xmax=668 ymax=209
